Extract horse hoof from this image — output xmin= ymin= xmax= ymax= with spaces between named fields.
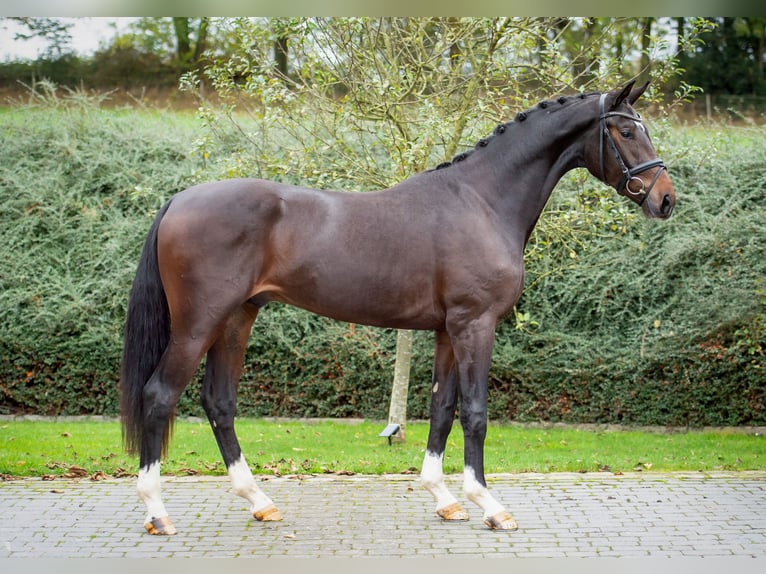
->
xmin=436 ymin=502 xmax=469 ymax=521
xmin=253 ymin=505 xmax=283 ymax=522
xmin=144 ymin=516 xmax=177 ymax=535
xmin=483 ymin=511 xmax=518 ymax=531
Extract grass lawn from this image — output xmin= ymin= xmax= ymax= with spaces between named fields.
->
xmin=1 ymin=419 xmax=763 ymax=479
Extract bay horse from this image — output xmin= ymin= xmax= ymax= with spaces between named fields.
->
xmin=120 ymin=81 xmax=675 ymax=535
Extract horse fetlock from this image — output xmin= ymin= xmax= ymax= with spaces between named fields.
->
xmin=418 ymin=474 xmax=443 ymax=493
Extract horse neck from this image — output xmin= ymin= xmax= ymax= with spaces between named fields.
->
xmin=463 ymin=97 xmax=598 ymax=244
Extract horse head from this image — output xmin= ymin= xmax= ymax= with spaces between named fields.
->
xmin=586 ymin=80 xmax=676 ymax=219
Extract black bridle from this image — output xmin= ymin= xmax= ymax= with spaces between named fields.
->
xmin=599 ymin=93 xmax=666 ymax=205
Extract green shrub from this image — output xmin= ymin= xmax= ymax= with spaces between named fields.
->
xmin=489 ymin=125 xmax=766 ymax=425
xmin=0 ymin=98 xmax=763 ymax=426
xmin=0 ymin=98 xmax=198 ymax=414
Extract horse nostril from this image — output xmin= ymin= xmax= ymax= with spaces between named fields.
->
xmin=660 ymin=194 xmax=673 ymax=215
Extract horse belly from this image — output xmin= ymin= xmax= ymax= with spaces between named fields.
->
xmin=266 ymin=255 xmax=444 ymax=330
xmin=259 ymin=214 xmax=445 ymax=329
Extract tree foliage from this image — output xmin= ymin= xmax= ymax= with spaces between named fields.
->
xmin=184 ymin=17 xmax=708 ymax=288
xmin=4 ymin=17 xmax=73 ymax=59
xmin=680 ymin=17 xmax=766 ymax=96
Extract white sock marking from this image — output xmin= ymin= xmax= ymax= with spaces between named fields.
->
xmin=228 ymin=455 xmax=275 ymax=513
xmin=420 ymin=450 xmax=458 ymax=510
xmin=463 ymin=466 xmax=504 ymax=519
xmin=137 ymin=462 xmax=168 ymax=523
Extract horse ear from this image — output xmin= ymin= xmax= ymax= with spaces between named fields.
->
xmin=628 ymin=80 xmax=650 ymax=105
xmin=610 ymin=80 xmax=636 ymax=109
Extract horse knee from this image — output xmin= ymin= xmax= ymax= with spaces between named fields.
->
xmin=201 ymin=387 xmax=236 ymax=425
xmin=459 ymin=402 xmax=487 ymax=439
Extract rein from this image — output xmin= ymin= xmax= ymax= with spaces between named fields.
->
xmin=598 ymin=93 xmax=666 ymax=204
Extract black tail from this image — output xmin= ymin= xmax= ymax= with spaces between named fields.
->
xmin=120 ymin=200 xmax=173 ymax=455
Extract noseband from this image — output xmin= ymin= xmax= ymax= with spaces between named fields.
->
xmin=598 ymin=93 xmax=666 ymax=205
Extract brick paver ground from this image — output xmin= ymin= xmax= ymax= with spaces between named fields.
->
xmin=1 ymin=471 xmax=765 ymax=558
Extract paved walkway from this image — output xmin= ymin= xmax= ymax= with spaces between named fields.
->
xmin=1 ymin=471 xmax=765 ymax=558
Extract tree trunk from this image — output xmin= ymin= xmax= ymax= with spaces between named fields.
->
xmin=172 ymin=17 xmax=191 ymax=65
xmin=193 ymin=17 xmax=210 ymax=66
xmin=387 ymin=329 xmax=413 ymax=442
xmin=581 ymin=18 xmax=598 ymax=87
xmin=274 ymin=35 xmax=289 ymax=78
xmin=747 ymin=18 xmax=765 ymax=93
xmin=447 ymin=17 xmax=462 ymax=70
xmin=640 ymin=17 xmax=654 ymax=83
xmin=675 ymin=17 xmax=685 ymax=51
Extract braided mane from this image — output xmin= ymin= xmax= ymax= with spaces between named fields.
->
xmin=430 ymin=92 xmax=598 ymax=172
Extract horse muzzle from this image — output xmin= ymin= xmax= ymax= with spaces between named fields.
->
xmin=641 ymin=179 xmax=676 ymax=220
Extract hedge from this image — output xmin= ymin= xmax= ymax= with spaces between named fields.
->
xmin=0 ymin=100 xmax=763 ymax=425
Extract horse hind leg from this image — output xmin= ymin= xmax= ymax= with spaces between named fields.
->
xmin=137 ymin=338 xmax=209 ymax=535
xmin=201 ymin=304 xmax=283 ymax=523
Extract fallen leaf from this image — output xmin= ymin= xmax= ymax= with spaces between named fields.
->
xmin=288 ymin=473 xmax=312 ymax=480
xmin=63 ymin=465 xmax=89 ymax=478
xmin=113 ymin=467 xmax=136 ymax=478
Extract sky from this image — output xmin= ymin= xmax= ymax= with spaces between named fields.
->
xmin=0 ymin=17 xmax=137 ymax=61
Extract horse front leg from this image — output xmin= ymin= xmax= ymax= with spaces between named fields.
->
xmin=451 ymin=316 xmax=518 ymax=531
xmin=202 ymin=306 xmax=283 ymax=524
xmin=420 ymin=330 xmax=468 ymax=521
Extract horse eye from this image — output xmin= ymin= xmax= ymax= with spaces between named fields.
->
xmin=620 ymin=130 xmax=632 ymax=139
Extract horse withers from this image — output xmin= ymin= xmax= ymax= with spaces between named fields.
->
xmin=120 ymin=81 xmax=675 ymax=535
